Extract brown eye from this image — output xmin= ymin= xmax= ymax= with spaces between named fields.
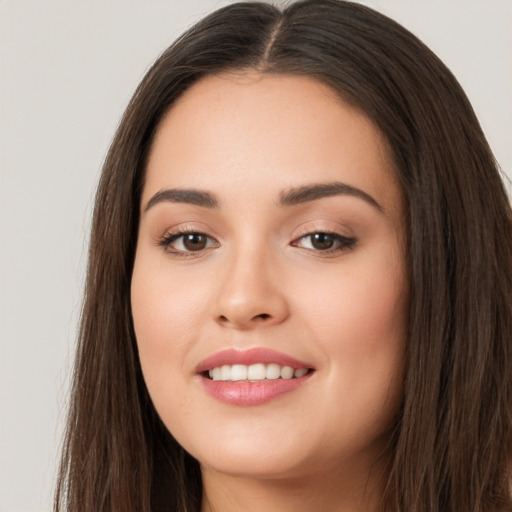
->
xmin=183 ymin=233 xmax=208 ymax=251
xmin=160 ymin=231 xmax=218 ymax=255
xmin=293 ymin=232 xmax=357 ymax=253
xmin=310 ymin=233 xmax=335 ymax=250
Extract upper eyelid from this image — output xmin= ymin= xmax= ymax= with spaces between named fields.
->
xmin=160 ymin=230 xmax=218 ymax=245
xmin=294 ymin=227 xmax=340 ymax=237
xmin=159 ymin=223 xmax=217 ymax=239
xmin=156 ymin=221 xmax=355 ymax=245
xmin=292 ymin=222 xmax=354 ymax=239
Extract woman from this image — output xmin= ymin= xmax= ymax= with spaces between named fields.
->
xmin=54 ymin=1 xmax=512 ymax=511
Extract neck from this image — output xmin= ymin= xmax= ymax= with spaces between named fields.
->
xmin=200 ymin=457 xmax=388 ymax=512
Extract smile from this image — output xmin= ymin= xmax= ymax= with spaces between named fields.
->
xmin=196 ymin=348 xmax=315 ymax=406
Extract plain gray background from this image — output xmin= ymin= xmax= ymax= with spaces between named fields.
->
xmin=1 ymin=1 xmax=511 ymax=511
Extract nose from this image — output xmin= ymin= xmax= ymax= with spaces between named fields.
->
xmin=213 ymin=248 xmax=290 ymax=330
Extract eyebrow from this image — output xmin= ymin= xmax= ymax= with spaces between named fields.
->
xmin=279 ymin=182 xmax=383 ymax=212
xmin=144 ymin=188 xmax=219 ymax=212
xmin=143 ymin=181 xmax=382 ymax=213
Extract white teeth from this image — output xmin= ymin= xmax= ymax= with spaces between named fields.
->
xmin=247 ymin=363 xmax=266 ymax=380
xmin=230 ymin=364 xmax=247 ymax=381
xmin=206 ymin=363 xmax=310 ymax=382
xmin=266 ymin=363 xmax=281 ymax=380
xmin=221 ymin=365 xmax=230 ymax=381
xmin=281 ymin=366 xmax=294 ymax=379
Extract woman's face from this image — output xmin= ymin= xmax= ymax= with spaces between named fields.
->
xmin=131 ymin=73 xmax=408 ymax=482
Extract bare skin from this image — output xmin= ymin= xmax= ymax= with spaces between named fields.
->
xmin=201 ymin=453 xmax=389 ymax=512
xmin=131 ymin=72 xmax=408 ymax=512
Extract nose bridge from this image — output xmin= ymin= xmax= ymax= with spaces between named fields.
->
xmin=214 ymin=238 xmax=288 ymax=329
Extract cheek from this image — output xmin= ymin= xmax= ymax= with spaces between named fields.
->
xmin=298 ymin=250 xmax=407 ymax=422
xmin=131 ymin=264 xmax=200 ymax=432
xmin=131 ymin=253 xmax=210 ymax=355
xmin=130 ymin=255 xmax=195 ymax=403
xmin=301 ymin=250 xmax=407 ymax=348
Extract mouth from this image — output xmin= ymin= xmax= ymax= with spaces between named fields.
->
xmin=196 ymin=348 xmax=315 ymax=406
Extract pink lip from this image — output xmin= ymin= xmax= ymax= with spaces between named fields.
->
xmin=196 ymin=348 xmax=314 ymax=406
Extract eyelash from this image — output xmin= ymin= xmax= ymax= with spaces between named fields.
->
xmin=158 ymin=228 xmax=357 ymax=258
xmin=158 ymin=227 xmax=219 ymax=258
xmin=292 ymin=231 xmax=357 ymax=254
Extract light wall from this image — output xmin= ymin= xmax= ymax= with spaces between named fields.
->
xmin=0 ymin=1 xmax=510 ymax=511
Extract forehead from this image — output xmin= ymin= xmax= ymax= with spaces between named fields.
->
xmin=144 ymin=72 xmax=402 ymax=217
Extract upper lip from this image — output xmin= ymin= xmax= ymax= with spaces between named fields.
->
xmin=195 ymin=347 xmax=313 ymax=374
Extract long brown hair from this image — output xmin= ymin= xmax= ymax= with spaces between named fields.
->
xmin=55 ymin=1 xmax=512 ymax=511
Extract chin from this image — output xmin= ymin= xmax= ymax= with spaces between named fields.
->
xmin=176 ymin=423 xmax=318 ymax=480
xmin=197 ymin=448 xmax=315 ymax=481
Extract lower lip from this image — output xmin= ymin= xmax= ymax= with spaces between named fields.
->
xmin=199 ymin=374 xmax=312 ymax=406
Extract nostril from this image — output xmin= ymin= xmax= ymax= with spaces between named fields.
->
xmin=256 ymin=313 xmax=271 ymax=320
xmin=218 ymin=312 xmax=271 ymax=321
